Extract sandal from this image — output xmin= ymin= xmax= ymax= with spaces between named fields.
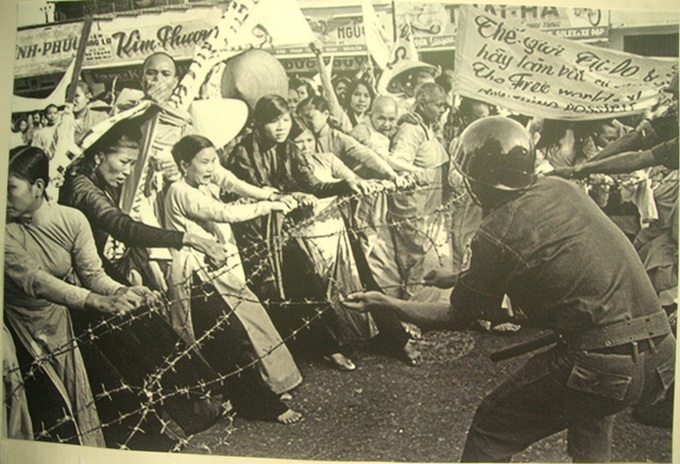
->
xmin=402 ymin=339 xmax=422 ymax=367
xmin=323 ymin=352 xmax=356 ymax=371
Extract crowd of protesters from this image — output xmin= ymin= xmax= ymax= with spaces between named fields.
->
xmin=4 ymin=36 xmax=677 ymax=461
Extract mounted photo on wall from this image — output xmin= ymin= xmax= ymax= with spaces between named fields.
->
xmin=1 ymin=1 xmax=678 ymax=463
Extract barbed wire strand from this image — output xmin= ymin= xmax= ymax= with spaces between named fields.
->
xmin=7 ymin=183 xmax=468 ymax=449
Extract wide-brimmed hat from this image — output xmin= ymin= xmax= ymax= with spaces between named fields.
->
xmin=378 ymin=59 xmax=439 ymax=95
xmin=189 ymin=99 xmax=249 ymax=148
xmin=79 ymin=101 xmax=185 ymax=156
xmin=221 ymin=49 xmax=289 ymax=111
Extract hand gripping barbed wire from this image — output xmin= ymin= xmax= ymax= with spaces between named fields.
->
xmin=8 ymin=180 xmax=468 ymax=449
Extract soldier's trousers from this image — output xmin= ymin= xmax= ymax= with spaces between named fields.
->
xmin=461 ymin=334 xmax=675 ymax=462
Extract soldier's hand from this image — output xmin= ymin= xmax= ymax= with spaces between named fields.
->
xmin=548 ymin=166 xmax=583 ymax=179
xmin=342 ymin=291 xmax=395 ymax=313
xmin=423 ymin=269 xmax=457 ymax=289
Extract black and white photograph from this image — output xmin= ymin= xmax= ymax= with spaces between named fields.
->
xmin=0 ymin=0 xmax=678 ymax=463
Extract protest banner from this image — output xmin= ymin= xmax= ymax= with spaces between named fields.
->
xmin=454 ymin=5 xmax=677 ymax=120
xmin=362 ymin=0 xmax=393 ymax=69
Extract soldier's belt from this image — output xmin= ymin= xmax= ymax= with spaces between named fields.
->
xmin=562 ymin=311 xmax=672 ymax=351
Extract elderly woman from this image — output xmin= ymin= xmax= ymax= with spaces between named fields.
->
xmin=4 ymin=146 xmax=155 ymax=446
xmin=228 ymin=94 xmax=375 ymax=371
xmin=163 ymin=134 xmax=303 ymax=424
xmin=58 ymin=118 xmax=234 ymax=441
xmin=389 ymin=83 xmax=451 ymax=304
xmin=296 ymin=95 xmax=403 ymax=183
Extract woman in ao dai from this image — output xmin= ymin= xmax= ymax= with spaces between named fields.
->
xmin=164 ymin=135 xmax=302 ymax=424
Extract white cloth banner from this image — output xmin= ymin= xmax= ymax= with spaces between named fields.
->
xmin=454 ymin=5 xmax=677 ymax=120
xmin=12 ymin=59 xmax=75 ymax=113
xmin=362 ymin=0 xmax=393 ymax=69
xmin=390 ymin=22 xmax=420 ymax=66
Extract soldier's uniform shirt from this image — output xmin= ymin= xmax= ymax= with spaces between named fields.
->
xmin=454 ymin=177 xmax=675 ymax=462
xmin=451 ymin=177 xmax=661 ymax=330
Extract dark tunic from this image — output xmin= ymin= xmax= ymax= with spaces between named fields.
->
xmin=451 ymin=177 xmax=662 ymax=330
xmin=227 ymin=131 xmax=355 ymax=355
xmin=58 ymin=157 xmax=221 ymax=445
xmin=59 ymin=156 xmax=183 ymax=283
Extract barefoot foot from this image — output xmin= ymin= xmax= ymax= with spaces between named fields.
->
xmin=277 ymin=409 xmax=303 ymax=424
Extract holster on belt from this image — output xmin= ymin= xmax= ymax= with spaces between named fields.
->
xmin=562 ymin=311 xmax=671 ymax=351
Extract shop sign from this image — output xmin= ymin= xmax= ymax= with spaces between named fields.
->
xmin=14 ymin=6 xmax=223 ymax=78
xmin=395 ymin=2 xmax=457 ymax=50
xmin=471 ymin=5 xmax=610 ymax=40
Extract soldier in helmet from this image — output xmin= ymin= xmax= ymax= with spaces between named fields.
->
xmin=344 ymin=116 xmax=676 ymax=462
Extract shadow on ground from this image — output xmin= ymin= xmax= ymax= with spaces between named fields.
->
xmin=182 ymin=327 xmax=672 ymax=462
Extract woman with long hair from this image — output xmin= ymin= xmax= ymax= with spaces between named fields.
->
xmin=343 ymin=79 xmax=375 ymax=129
xmin=4 ymin=146 xmax=155 ymax=446
xmin=228 ymin=94 xmax=375 ymax=371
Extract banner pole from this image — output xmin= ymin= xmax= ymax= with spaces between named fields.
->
xmin=66 ymin=15 xmax=93 ymax=103
xmin=391 ymin=0 xmax=398 ymax=42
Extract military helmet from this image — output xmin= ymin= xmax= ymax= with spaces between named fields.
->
xmin=663 ymin=69 xmax=678 ymax=97
xmin=452 ymin=116 xmax=536 ymax=191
